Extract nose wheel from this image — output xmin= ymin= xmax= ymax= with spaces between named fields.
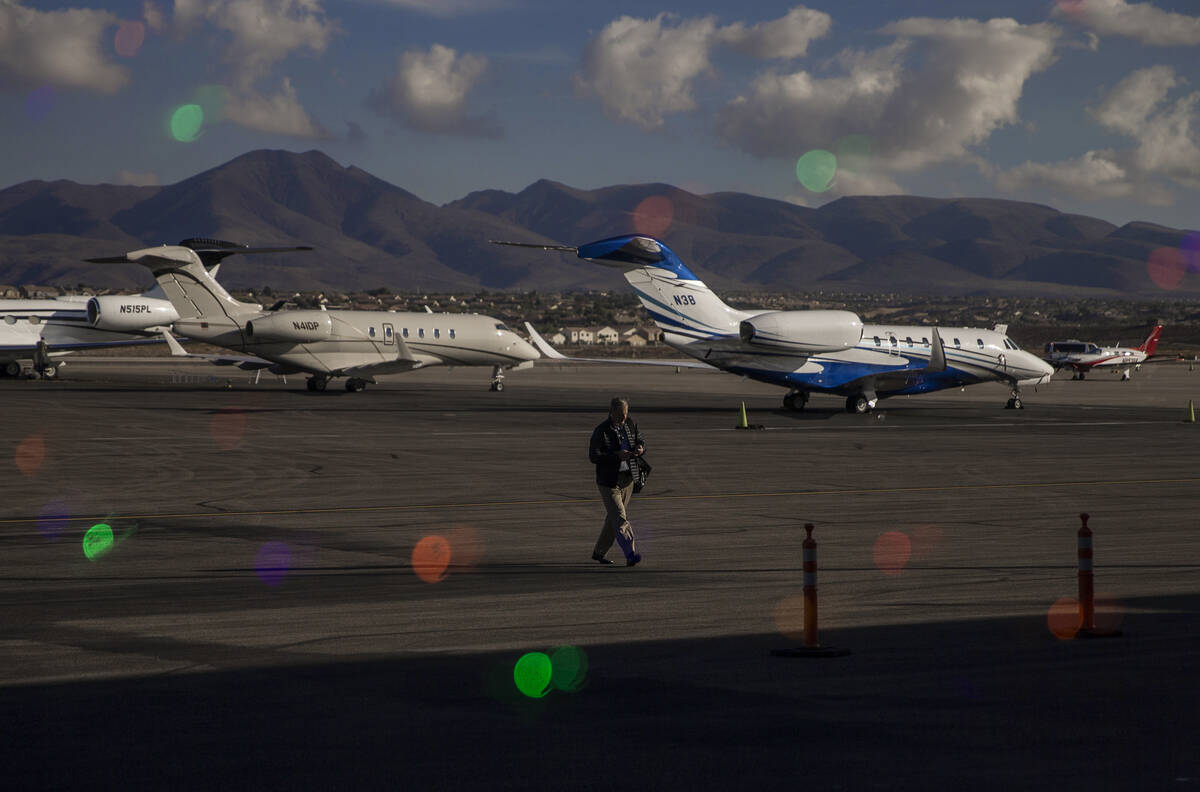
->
xmin=1005 ymin=385 xmax=1024 ymax=409
xmin=306 ymin=376 xmax=328 ymax=392
xmin=489 ymin=365 xmax=505 ymax=392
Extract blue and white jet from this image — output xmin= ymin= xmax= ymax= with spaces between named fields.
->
xmin=498 ymin=234 xmax=1054 ymax=413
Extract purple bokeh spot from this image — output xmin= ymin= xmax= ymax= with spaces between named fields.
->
xmin=1182 ymin=232 xmax=1200 ymax=274
xmin=26 ymin=86 xmax=54 ymax=121
xmin=255 ymin=541 xmax=292 ymax=586
xmin=37 ymin=499 xmax=69 ymax=540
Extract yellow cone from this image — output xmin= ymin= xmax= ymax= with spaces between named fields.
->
xmin=736 ymin=401 xmax=749 ymax=429
xmin=1187 ymin=399 xmax=1196 ymax=424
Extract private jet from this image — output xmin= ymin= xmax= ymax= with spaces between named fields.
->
xmin=497 ymin=234 xmax=1054 ymax=412
xmin=88 ymin=241 xmax=539 ymax=392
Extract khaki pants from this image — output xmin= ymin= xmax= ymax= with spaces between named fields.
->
xmin=594 ymin=471 xmax=638 ymax=560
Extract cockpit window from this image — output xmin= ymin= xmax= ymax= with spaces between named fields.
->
xmin=1004 ymin=337 xmax=1021 ymax=351
xmin=495 ymin=323 xmax=510 ymax=332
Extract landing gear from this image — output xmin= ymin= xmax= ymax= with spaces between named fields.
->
xmin=37 ymin=364 xmax=58 ymax=379
xmin=1005 ymin=384 xmax=1024 ymax=410
xmin=846 ymin=393 xmax=875 ymax=414
xmin=3 ymin=361 xmax=19 ymax=377
xmin=1078 ymin=371 xmax=1086 ymax=380
xmin=306 ymin=376 xmax=328 ymax=392
xmin=489 ymin=365 xmax=505 ymax=392
xmin=1120 ymin=368 xmax=1131 ymax=381
xmin=782 ymin=390 xmax=808 ymax=412
xmin=345 ymin=377 xmax=368 ymax=392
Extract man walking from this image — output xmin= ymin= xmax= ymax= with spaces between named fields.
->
xmin=589 ymin=397 xmax=644 ymax=567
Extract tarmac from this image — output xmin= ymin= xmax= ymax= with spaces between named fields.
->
xmin=2 ymin=358 xmax=1198 ymax=790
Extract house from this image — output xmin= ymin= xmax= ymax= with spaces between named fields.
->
xmin=564 ymin=327 xmax=593 ymax=344
xmin=594 ymin=326 xmax=620 ymax=344
xmin=624 ymin=326 xmax=662 ymax=344
xmin=548 ymin=331 xmax=567 ymax=345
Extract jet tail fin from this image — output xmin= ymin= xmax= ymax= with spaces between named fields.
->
xmin=1137 ymin=325 xmax=1163 ymax=355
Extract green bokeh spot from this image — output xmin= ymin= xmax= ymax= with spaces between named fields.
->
xmin=83 ymin=523 xmax=114 ymax=560
xmin=550 ymin=645 xmax=588 ymax=692
xmin=796 ymin=149 xmax=837 ymax=193
xmin=170 ymin=104 xmax=204 ymax=142
xmin=513 ymin=652 xmax=553 ymax=699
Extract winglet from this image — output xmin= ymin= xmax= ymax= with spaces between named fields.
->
xmin=524 ymin=322 xmax=565 ymax=360
xmin=924 ymin=327 xmax=946 ymax=373
xmin=161 ymin=329 xmax=188 ymax=357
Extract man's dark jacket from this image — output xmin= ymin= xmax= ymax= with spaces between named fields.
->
xmin=589 ymin=418 xmax=646 ymax=487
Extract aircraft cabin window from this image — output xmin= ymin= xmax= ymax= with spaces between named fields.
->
xmin=450 ymin=329 xmax=456 ymax=339
xmin=922 ymin=337 xmax=929 ymax=345
xmin=873 ymin=336 xmax=881 ymax=346
xmin=29 ymin=316 xmax=40 ymax=324
xmin=434 ymin=328 xmax=440 ymax=339
xmin=419 ymin=328 xmax=425 ymax=338
xmin=369 ymin=327 xmax=376 ymax=338
xmin=402 ymin=327 xmax=409 ymax=338
xmin=977 ymin=338 xmax=984 ymax=348
xmin=953 ymin=338 xmax=961 ymax=347
xmin=4 ymin=315 xmax=15 ymax=324
xmin=890 ymin=337 xmax=898 ymax=347
xmin=905 ymin=336 xmax=914 ymax=346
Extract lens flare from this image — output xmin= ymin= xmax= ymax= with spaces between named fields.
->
xmin=1047 ymin=596 xmax=1081 ymax=640
xmin=549 ymin=645 xmax=589 ymax=692
xmin=26 ymin=86 xmax=54 ymax=121
xmin=169 ymin=104 xmax=204 ymax=142
xmin=37 ymin=499 xmax=69 ymax=540
xmin=873 ymin=531 xmax=912 ymax=576
xmin=836 ymin=135 xmax=874 ymax=171
xmin=16 ymin=433 xmax=45 ymax=476
xmin=83 ymin=523 xmax=114 ymax=560
xmin=1147 ymin=247 xmax=1186 ymax=290
xmin=633 ymin=195 xmax=675 ymax=237
xmin=513 ymin=652 xmax=553 ymax=699
xmin=210 ymin=407 xmax=248 ymax=450
xmin=255 ymin=541 xmax=292 ymax=586
xmin=1181 ymin=232 xmax=1200 ymax=274
xmin=796 ymin=149 xmax=837 ymax=193
xmin=1094 ymin=592 xmax=1126 ymax=634
xmin=773 ymin=595 xmax=806 ymax=642
xmin=910 ymin=524 xmax=942 ymax=560
xmin=443 ymin=524 xmax=484 ymax=571
xmin=412 ymin=535 xmax=451 ymax=583
xmin=114 ymin=20 xmax=145 ymax=58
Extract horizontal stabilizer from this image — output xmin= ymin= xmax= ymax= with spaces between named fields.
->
xmin=524 ymin=322 xmax=714 ymax=369
xmin=490 ymin=240 xmax=579 ymax=253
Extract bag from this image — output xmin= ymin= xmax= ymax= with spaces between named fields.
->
xmin=633 ymin=457 xmax=653 ymax=493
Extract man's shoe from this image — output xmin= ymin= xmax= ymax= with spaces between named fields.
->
xmin=626 ymin=553 xmax=642 ymax=567
xmin=592 ymin=553 xmax=615 ymax=565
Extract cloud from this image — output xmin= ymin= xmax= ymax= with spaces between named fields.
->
xmin=143 ymin=1 xmax=167 ymax=32
xmin=114 ymin=170 xmax=161 ymax=187
xmin=368 ymin=44 xmax=500 ymax=137
xmin=574 ymin=7 xmax=834 ymax=131
xmin=1053 ymin=0 xmax=1200 ymax=46
xmin=371 ymin=0 xmax=508 ymax=15
xmin=0 ymin=2 xmax=128 ymax=93
xmin=719 ymin=7 xmax=832 ymax=59
xmin=717 ymin=17 xmax=1060 ymax=173
xmin=829 ymin=169 xmax=905 ymax=197
xmin=223 ymin=77 xmax=332 ymax=138
xmin=996 ymin=66 xmax=1200 ymax=206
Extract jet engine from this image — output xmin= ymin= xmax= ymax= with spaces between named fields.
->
xmin=86 ymin=296 xmax=180 ymax=331
xmin=245 ymin=311 xmax=333 ymax=342
xmin=738 ymin=310 xmax=863 ymax=353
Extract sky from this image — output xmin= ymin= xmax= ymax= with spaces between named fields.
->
xmin=2 ymin=0 xmax=1199 ymax=231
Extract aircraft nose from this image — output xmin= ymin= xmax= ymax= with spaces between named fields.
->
xmin=510 ymin=334 xmax=540 ymax=361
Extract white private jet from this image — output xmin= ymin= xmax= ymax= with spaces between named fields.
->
xmin=0 ymin=288 xmax=178 ymax=379
xmin=87 ymin=241 xmax=539 ymax=392
xmin=497 ymin=234 xmax=1054 ymax=412
xmin=1043 ymin=325 xmax=1168 ymax=380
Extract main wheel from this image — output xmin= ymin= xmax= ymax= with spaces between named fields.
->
xmin=846 ymin=394 xmax=870 ymax=414
xmin=3 ymin=361 xmax=20 ymax=377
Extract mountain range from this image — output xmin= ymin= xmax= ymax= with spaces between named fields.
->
xmin=0 ymin=148 xmax=1195 ymax=296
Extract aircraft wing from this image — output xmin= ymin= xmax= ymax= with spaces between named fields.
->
xmin=524 ymin=322 xmax=716 ymax=369
xmin=333 ymin=332 xmax=423 ymax=378
xmin=160 ymin=329 xmax=287 ymax=372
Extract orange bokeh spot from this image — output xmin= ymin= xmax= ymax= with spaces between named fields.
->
xmin=773 ymin=595 xmax=806 ymax=641
xmin=16 ymin=433 xmax=45 ymax=476
xmin=412 ymin=535 xmax=451 ymax=583
xmin=1047 ymin=596 xmax=1081 ymax=639
xmin=633 ymin=195 xmax=674 ymax=238
xmin=1147 ymin=247 xmax=1186 ymax=291
xmin=210 ymin=407 xmax=247 ymax=450
xmin=114 ymin=20 xmax=146 ymax=58
xmin=443 ymin=524 xmax=484 ymax=570
xmin=1094 ymin=592 xmax=1126 ymax=634
xmin=873 ymin=531 xmax=911 ymax=575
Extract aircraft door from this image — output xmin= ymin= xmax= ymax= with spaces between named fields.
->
xmin=383 ymin=323 xmax=394 ymax=345
xmin=886 ymin=332 xmax=900 ymax=356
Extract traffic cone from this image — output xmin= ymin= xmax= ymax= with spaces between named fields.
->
xmin=1186 ymin=400 xmax=1195 ymax=424
xmin=736 ymin=401 xmax=749 ymax=429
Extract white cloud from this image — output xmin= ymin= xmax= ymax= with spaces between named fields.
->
xmin=1053 ymin=0 xmax=1200 ymax=46
xmin=224 ymin=77 xmax=332 ymax=138
xmin=369 ymin=44 xmax=499 ymax=137
xmin=1090 ymin=64 xmax=1176 ymax=135
xmin=574 ymin=7 xmax=834 ymax=131
xmin=828 ymin=169 xmax=905 ymax=197
xmin=719 ymin=7 xmax=832 ymax=60
xmin=371 ymin=0 xmax=508 ymax=15
xmin=716 ymin=17 xmax=1060 ymax=173
xmin=0 ymin=2 xmax=128 ymax=93
xmin=996 ymin=150 xmax=1133 ymax=198
xmin=114 ymin=170 xmax=161 ymax=187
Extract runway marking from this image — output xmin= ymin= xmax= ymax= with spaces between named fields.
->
xmin=5 ymin=476 xmax=1199 ymax=525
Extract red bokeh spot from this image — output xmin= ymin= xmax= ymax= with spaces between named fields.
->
xmin=412 ymin=535 xmax=451 ymax=583
xmin=1147 ymin=247 xmax=1186 ymax=291
xmin=1047 ymin=597 xmax=1081 ymax=640
xmin=114 ymin=21 xmax=145 ymax=58
xmin=210 ymin=407 xmax=247 ymax=450
xmin=16 ymin=433 xmax=45 ymax=476
xmin=873 ymin=531 xmax=911 ymax=575
xmin=1055 ymin=0 xmax=1084 ymax=14
xmin=633 ymin=195 xmax=674 ymax=238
